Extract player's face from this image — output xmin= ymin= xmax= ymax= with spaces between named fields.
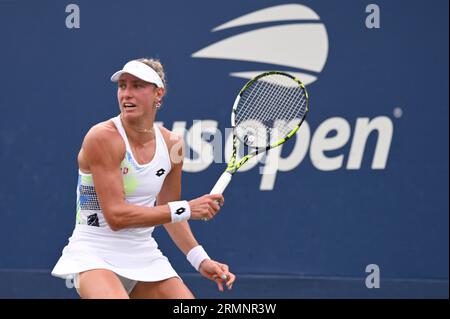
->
xmin=117 ymin=73 xmax=158 ymax=118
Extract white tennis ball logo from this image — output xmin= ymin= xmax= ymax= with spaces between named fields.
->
xmin=192 ymin=4 xmax=329 ymax=86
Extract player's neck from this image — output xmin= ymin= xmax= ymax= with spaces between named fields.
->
xmin=120 ymin=114 xmax=155 ymax=145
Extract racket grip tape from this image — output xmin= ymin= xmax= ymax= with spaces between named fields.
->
xmin=210 ymin=171 xmax=232 ymax=195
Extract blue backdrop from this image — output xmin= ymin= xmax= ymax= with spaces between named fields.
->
xmin=0 ymin=0 xmax=448 ymax=298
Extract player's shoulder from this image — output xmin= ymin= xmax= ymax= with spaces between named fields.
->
xmin=85 ymin=120 xmax=119 ymax=140
xmin=83 ymin=120 xmax=123 ymax=152
xmin=157 ymin=125 xmax=183 ymax=148
xmin=157 ymin=125 xmax=184 ymax=165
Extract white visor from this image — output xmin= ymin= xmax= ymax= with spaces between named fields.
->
xmin=110 ymin=60 xmax=164 ymax=88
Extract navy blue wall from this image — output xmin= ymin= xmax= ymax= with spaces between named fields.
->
xmin=0 ymin=0 xmax=448 ymax=298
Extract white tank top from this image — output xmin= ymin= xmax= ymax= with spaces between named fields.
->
xmin=75 ymin=115 xmax=172 ymax=237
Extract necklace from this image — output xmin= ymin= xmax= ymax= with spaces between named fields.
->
xmin=120 ymin=115 xmax=153 ymax=134
xmin=137 ymin=127 xmax=153 ymax=134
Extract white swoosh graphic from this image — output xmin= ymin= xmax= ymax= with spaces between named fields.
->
xmin=192 ymin=24 xmax=328 ymax=73
xmin=213 ymin=4 xmax=320 ymax=31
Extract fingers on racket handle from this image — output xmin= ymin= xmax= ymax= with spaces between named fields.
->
xmin=210 ymin=171 xmax=232 ymax=195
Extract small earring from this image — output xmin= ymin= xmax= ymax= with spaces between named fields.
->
xmin=155 ymin=102 xmax=161 ymax=108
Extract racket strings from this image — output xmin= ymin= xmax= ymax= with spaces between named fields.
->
xmin=242 ymin=79 xmax=290 ymax=124
xmin=238 ymin=75 xmax=305 ymax=127
xmin=240 ymin=79 xmax=269 ymax=122
xmin=239 ymin=80 xmax=291 ymax=133
xmin=235 ymin=74 xmax=307 ymax=147
xmin=261 ymin=84 xmax=301 ymax=132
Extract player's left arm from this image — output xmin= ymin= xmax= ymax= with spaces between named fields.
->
xmin=158 ymin=129 xmax=198 ymax=253
xmin=158 ymin=128 xmax=235 ymax=291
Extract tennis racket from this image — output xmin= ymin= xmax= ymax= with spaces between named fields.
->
xmin=210 ymin=71 xmax=309 ymax=195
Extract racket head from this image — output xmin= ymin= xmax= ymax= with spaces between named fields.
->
xmin=231 ymin=71 xmax=309 ymax=150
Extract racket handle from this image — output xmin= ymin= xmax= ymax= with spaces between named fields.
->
xmin=210 ymin=171 xmax=233 ymax=195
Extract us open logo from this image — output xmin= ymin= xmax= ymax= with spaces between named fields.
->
xmin=167 ymin=3 xmax=395 ymax=191
xmin=192 ymin=4 xmax=329 ymax=85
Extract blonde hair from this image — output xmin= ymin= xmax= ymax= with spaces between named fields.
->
xmin=136 ymin=58 xmax=167 ymax=89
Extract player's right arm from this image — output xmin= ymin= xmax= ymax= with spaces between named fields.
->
xmin=81 ymin=124 xmax=222 ymax=231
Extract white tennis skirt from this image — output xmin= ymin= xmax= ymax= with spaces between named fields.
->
xmin=51 ymin=224 xmax=179 ymax=282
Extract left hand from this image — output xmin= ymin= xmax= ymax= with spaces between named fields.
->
xmin=198 ymin=259 xmax=236 ymax=292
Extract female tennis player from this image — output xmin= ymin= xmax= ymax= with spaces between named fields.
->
xmin=51 ymin=58 xmax=236 ymax=298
